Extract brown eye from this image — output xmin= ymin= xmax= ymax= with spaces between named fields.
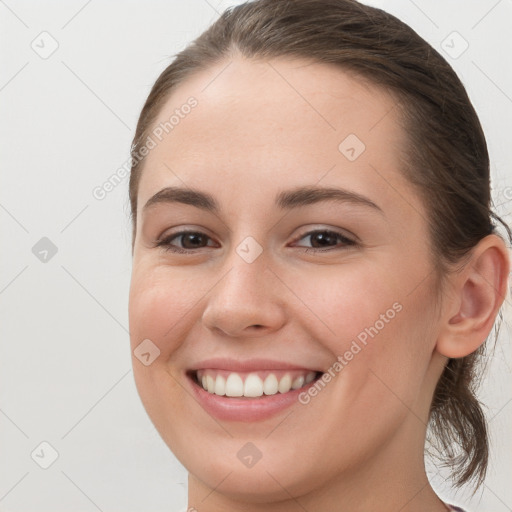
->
xmin=293 ymin=229 xmax=357 ymax=252
xmin=308 ymin=231 xmax=338 ymax=248
xmin=178 ymin=232 xmax=209 ymax=249
xmin=156 ymin=231 xmax=215 ymax=253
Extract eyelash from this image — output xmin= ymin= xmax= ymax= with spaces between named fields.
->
xmin=155 ymin=229 xmax=358 ymax=254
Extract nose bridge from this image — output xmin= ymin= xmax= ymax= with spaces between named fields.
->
xmin=220 ymin=229 xmax=271 ymax=291
xmin=201 ymin=235 xmax=285 ymax=336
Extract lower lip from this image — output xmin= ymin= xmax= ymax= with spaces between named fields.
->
xmin=187 ymin=373 xmax=319 ymax=422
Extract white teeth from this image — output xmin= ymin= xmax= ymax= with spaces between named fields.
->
xmin=278 ymin=374 xmax=292 ymax=393
xmin=206 ymin=375 xmax=215 ymax=393
xmin=225 ymin=373 xmax=244 ymax=397
xmin=214 ymin=375 xmax=226 ymax=396
xmin=244 ymin=374 xmax=264 ymax=397
xmin=199 ymin=370 xmax=319 ymax=397
xmin=291 ymin=375 xmax=305 ymax=390
xmin=263 ymin=374 xmax=278 ymax=395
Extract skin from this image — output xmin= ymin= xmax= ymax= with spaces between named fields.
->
xmin=128 ymin=56 xmax=510 ymax=512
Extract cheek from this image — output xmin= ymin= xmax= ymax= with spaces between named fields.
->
xmin=310 ymin=261 xmax=437 ymax=406
xmin=128 ymin=268 xmax=199 ymax=416
xmin=128 ymin=267 xmax=203 ymax=356
xmin=128 ymin=268 xmax=198 ymax=441
xmin=297 ymin=262 xmax=403 ymax=351
xmin=339 ymin=286 xmax=436 ymax=423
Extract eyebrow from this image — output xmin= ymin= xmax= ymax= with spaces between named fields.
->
xmin=142 ymin=185 xmax=383 ymax=215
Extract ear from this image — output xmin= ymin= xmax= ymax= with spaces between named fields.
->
xmin=436 ymin=234 xmax=511 ymax=359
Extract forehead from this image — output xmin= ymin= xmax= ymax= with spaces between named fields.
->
xmin=137 ymin=56 xmax=421 ymax=223
xmin=147 ymin=56 xmax=401 ymax=153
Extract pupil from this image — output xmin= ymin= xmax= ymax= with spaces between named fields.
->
xmin=184 ymin=233 xmax=204 ymax=248
xmin=313 ymin=232 xmax=335 ymax=247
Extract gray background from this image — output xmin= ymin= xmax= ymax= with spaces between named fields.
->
xmin=0 ymin=0 xmax=511 ymax=511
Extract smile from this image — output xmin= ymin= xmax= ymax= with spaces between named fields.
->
xmin=195 ymin=369 xmax=320 ymax=398
xmin=186 ymin=362 xmax=324 ymax=422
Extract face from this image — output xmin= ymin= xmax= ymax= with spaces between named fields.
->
xmin=129 ymin=57 xmax=445 ymax=502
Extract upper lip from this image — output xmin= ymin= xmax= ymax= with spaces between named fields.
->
xmin=190 ymin=358 xmax=322 ymax=373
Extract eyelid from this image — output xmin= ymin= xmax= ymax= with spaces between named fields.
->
xmin=157 ymin=225 xmax=216 ymax=243
xmin=292 ymin=225 xmax=359 ymax=244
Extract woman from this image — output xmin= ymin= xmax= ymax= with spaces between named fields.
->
xmin=127 ymin=1 xmax=510 ymax=510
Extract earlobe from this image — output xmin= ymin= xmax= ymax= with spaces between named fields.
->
xmin=436 ymin=234 xmax=510 ymax=359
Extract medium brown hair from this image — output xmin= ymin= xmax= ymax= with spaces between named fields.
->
xmin=129 ymin=0 xmax=511 ymax=489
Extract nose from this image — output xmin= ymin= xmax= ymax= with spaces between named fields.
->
xmin=201 ymin=252 xmax=287 ymax=338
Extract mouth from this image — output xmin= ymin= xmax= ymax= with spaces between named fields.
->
xmin=187 ymin=368 xmax=323 ymax=398
xmin=184 ymin=358 xmax=326 ymax=421
xmin=185 ymin=366 xmax=327 ymax=422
